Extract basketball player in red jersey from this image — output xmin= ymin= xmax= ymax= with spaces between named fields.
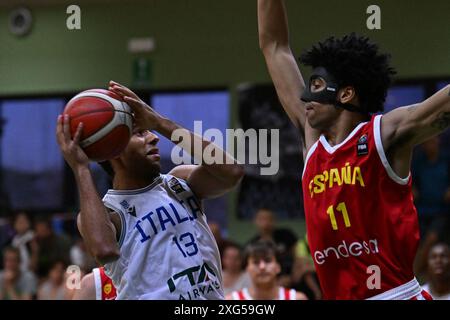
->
xmin=72 ymin=267 xmax=117 ymax=300
xmin=258 ymin=0 xmax=449 ymax=299
xmin=227 ymin=240 xmax=307 ymax=300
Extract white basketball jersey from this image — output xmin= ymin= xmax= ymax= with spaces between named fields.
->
xmin=102 ymin=174 xmax=224 ymax=300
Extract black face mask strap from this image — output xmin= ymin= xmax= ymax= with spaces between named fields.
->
xmin=336 ymin=101 xmax=369 ymax=115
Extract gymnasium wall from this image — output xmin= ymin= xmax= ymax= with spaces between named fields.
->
xmin=0 ymin=0 xmax=449 ymax=242
xmin=1 ymin=0 xmax=449 ymax=96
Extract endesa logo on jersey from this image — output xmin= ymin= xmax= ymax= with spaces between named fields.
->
xmin=313 ymin=238 xmax=380 ymax=265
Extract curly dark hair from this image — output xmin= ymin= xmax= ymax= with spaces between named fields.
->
xmin=299 ymin=33 xmax=396 ymax=113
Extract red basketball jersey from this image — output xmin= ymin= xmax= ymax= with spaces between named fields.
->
xmin=302 ymin=115 xmax=420 ymax=299
xmin=93 ymin=267 xmax=117 ymax=300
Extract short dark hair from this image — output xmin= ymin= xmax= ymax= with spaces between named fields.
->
xmin=244 ymin=240 xmax=280 ymax=266
xmin=224 ymin=241 xmax=244 ymax=253
xmin=12 ymin=210 xmax=32 ymax=224
xmin=299 ymin=33 xmax=396 ymax=113
xmin=223 ymin=241 xmax=246 ymax=270
xmin=3 ymin=246 xmax=21 ymax=262
xmin=34 ymin=214 xmax=51 ymax=226
xmin=98 ymin=160 xmax=115 ymax=177
xmin=429 ymin=242 xmax=450 ymax=258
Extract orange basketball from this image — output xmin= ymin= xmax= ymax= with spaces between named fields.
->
xmin=63 ymin=89 xmax=133 ymax=162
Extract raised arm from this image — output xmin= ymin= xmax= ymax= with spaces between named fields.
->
xmin=154 ymin=117 xmax=244 ymax=199
xmin=258 ymin=0 xmax=320 ymax=153
xmin=383 ymin=85 xmax=450 ymax=147
xmin=56 ymin=115 xmax=119 ymax=265
xmin=109 ymin=81 xmax=244 ymax=200
xmin=381 ymin=85 xmax=450 ymax=176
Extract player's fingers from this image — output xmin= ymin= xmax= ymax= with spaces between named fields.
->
xmin=109 ymin=80 xmax=126 ymax=91
xmin=111 ymin=83 xmax=140 ymax=100
xmin=109 ymin=80 xmax=122 ymax=87
xmin=111 ymin=85 xmax=132 ymax=97
xmin=109 ymin=80 xmax=129 ymax=92
xmin=73 ymin=122 xmax=83 ymax=145
xmin=63 ymin=114 xmax=72 ymax=141
xmin=109 ymin=86 xmax=128 ymax=98
xmin=124 ymin=96 xmax=145 ymax=112
xmin=56 ymin=115 xmax=65 ymax=146
xmin=108 ymin=87 xmax=123 ymax=100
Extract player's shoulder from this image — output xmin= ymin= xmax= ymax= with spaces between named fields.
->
xmin=168 ymin=165 xmax=198 ymax=181
xmin=377 ymin=105 xmax=416 ymax=147
xmin=162 ymin=170 xmax=197 ymax=197
xmin=80 ymin=272 xmax=96 ymax=290
xmin=295 ymin=290 xmax=308 ymax=300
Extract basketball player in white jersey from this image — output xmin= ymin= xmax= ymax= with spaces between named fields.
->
xmin=227 ymin=240 xmax=307 ymax=300
xmin=56 ymin=81 xmax=244 ymax=300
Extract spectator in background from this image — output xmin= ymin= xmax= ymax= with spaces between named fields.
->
xmin=222 ymin=242 xmax=251 ymax=295
xmin=30 ymin=215 xmax=71 ymax=278
xmin=37 ymin=260 xmax=67 ymax=300
xmin=70 ymin=236 xmax=96 ymax=274
xmin=247 ymin=208 xmax=298 ymax=285
xmin=11 ymin=212 xmax=34 ymax=273
xmin=208 ymin=221 xmax=234 ymax=261
xmin=421 ymin=243 xmax=450 ymax=300
xmin=291 ymin=233 xmax=322 ymax=300
xmin=0 ymin=216 xmax=14 ymax=270
xmin=0 ymin=246 xmax=37 ymax=300
xmin=226 ymin=240 xmax=307 ymax=300
xmin=412 ymin=136 xmax=450 ymax=277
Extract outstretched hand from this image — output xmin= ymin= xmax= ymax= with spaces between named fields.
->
xmin=56 ymin=114 xmax=89 ymax=170
xmin=108 ymin=80 xmax=162 ymax=131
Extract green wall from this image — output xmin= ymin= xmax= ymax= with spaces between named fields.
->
xmin=1 ymin=0 xmax=449 ymax=95
xmin=1 ymin=0 xmax=449 ymax=243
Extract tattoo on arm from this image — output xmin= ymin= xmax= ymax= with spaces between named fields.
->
xmin=431 ymin=112 xmax=450 ymax=130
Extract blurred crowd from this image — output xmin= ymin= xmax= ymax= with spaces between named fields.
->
xmin=0 ymin=212 xmax=96 ymax=300
xmin=0 ymin=136 xmax=449 ymax=300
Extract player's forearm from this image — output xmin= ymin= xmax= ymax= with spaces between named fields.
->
xmin=155 ymin=117 xmax=244 ymax=185
xmin=258 ymin=0 xmax=290 ymax=52
xmin=73 ymin=166 xmax=119 ymax=263
xmin=428 ymin=85 xmax=450 ymax=132
xmin=410 ymin=85 xmax=450 ymax=143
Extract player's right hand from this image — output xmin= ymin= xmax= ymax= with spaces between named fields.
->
xmin=56 ymin=114 xmax=90 ymax=170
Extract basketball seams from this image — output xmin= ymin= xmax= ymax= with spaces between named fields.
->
xmin=65 ymin=90 xmax=133 ymax=160
xmin=79 ymin=110 xmax=131 ymax=148
xmin=68 ymin=109 xmax=114 ymax=120
xmin=83 ymin=125 xmax=131 ymax=161
xmin=68 ymin=90 xmax=122 ymax=106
